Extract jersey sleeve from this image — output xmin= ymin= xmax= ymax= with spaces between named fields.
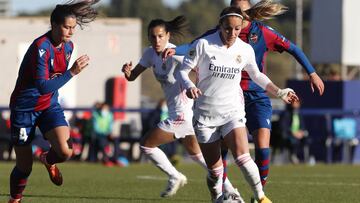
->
xmin=138 ymin=47 xmax=153 ymax=68
xmin=287 ymin=42 xmax=315 ymax=74
xmin=34 ymin=42 xmax=73 ymax=94
xmin=179 ymin=40 xmax=203 ymax=89
xmin=262 ymin=25 xmax=291 ymax=53
xmin=243 ymin=45 xmax=272 ymax=90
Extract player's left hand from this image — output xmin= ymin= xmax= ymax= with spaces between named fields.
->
xmin=277 ymin=88 xmax=299 ymax=104
xmin=309 ymin=72 xmax=324 ymax=96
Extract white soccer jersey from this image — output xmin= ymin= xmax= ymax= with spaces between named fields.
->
xmin=180 ymin=31 xmax=272 ymax=126
xmin=139 ymin=43 xmax=193 ymax=121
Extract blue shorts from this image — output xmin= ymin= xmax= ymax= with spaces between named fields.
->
xmin=10 ymin=103 xmax=68 ymax=146
xmin=244 ymin=91 xmax=272 ymax=133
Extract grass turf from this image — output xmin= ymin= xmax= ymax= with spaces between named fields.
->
xmin=0 ymin=161 xmax=359 ymax=202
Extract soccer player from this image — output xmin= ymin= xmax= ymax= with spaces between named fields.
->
xmin=121 ymin=16 xmax=241 ymax=199
xmin=8 ymin=1 xmax=99 ymax=202
xmin=168 ymin=0 xmax=325 ymax=199
xmin=178 ymin=6 xmax=298 ymax=203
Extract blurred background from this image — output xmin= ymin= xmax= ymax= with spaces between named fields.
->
xmin=0 ymin=0 xmax=360 ymax=166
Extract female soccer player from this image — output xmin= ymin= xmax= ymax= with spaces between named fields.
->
xmin=8 ymin=1 xmax=98 ymax=202
xmin=229 ymin=0 xmax=324 ymax=190
xmin=121 ymin=16 xmax=240 ymax=199
xmin=169 ymin=0 xmax=325 ymax=197
xmin=179 ymin=6 xmax=298 ymax=203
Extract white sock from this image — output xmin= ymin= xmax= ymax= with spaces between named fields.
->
xmin=140 ymin=146 xmax=179 ymax=178
xmin=223 ymin=177 xmax=235 ymax=192
xmin=235 ymin=153 xmax=264 ymax=200
xmin=207 ymin=165 xmax=224 ymax=199
xmin=189 ymin=153 xmax=207 ymax=169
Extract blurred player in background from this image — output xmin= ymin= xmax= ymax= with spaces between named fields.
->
xmin=8 ymin=1 xmax=99 ymax=202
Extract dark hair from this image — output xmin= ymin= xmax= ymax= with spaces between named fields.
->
xmin=50 ymin=0 xmax=99 ymax=29
xmin=147 ymin=15 xmax=188 ymax=43
xmin=219 ymin=6 xmax=245 ymax=24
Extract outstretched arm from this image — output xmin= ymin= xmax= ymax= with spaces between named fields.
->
xmin=121 ymin=62 xmax=147 ymax=81
xmin=287 ymin=43 xmax=324 ymax=95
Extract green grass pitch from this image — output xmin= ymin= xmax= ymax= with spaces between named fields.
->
xmin=1 ymin=162 xmax=359 ymax=202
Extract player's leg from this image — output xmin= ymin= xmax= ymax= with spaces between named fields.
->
xmin=245 ymin=93 xmax=272 ymax=203
xmin=9 ymin=110 xmax=37 ymax=202
xmin=140 ymin=127 xmax=187 ymax=197
xmin=198 ymin=140 xmax=224 ymax=202
xmin=252 ymin=128 xmax=271 ymax=186
xmin=180 ymin=135 xmax=207 ymax=168
xmin=223 ymin=121 xmax=271 ymax=202
xmin=9 ymin=146 xmax=33 ymax=203
xmin=42 ymin=126 xmax=72 ymax=186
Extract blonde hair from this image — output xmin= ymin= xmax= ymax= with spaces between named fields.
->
xmin=242 ymin=0 xmax=288 ymax=21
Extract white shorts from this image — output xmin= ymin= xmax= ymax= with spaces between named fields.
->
xmin=157 ymin=118 xmax=195 ymax=139
xmin=194 ymin=117 xmax=246 ymax=143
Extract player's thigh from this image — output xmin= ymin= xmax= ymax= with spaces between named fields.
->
xmin=180 ymin=135 xmax=201 ymax=155
xmin=141 ymin=127 xmax=176 ymax=147
xmin=224 ymin=127 xmax=250 ymax=157
xmin=44 ymin=126 xmax=72 ymax=154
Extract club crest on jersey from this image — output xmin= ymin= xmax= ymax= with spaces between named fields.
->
xmin=249 ymin=33 xmax=258 ymax=43
xmin=236 ymin=55 xmax=242 ymax=63
xmin=38 ymin=49 xmax=46 ymax=58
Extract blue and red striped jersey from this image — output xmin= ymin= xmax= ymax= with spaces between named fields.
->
xmin=239 ymin=21 xmax=290 ymax=92
xmin=10 ymin=31 xmax=74 ymax=111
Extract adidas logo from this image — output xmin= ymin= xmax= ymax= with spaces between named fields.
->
xmin=210 ymin=56 xmax=216 ymax=60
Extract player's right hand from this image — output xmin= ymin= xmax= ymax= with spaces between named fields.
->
xmin=122 ymin=61 xmax=132 ymax=78
xmin=70 ymin=55 xmax=90 ymax=76
xmin=186 ymin=87 xmax=202 ymax=99
xmin=162 ymin=48 xmax=176 ymax=61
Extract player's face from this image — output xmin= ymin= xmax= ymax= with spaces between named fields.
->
xmin=148 ymin=26 xmax=170 ymax=54
xmin=220 ymin=16 xmax=242 ymax=47
xmin=52 ymin=16 xmax=77 ymax=44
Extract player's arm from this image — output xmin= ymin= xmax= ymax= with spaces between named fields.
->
xmin=163 ymin=27 xmax=219 ymax=59
xmin=34 ymin=43 xmax=78 ymax=94
xmin=121 ymin=62 xmax=146 ymax=81
xmin=179 ymin=41 xmax=202 ymax=99
xmin=244 ymin=47 xmax=299 ymax=104
xmin=287 ymin=43 xmax=324 ymax=95
xmin=263 ymin=25 xmax=324 ymax=95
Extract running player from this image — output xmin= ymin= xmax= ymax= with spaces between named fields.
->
xmin=178 ymin=6 xmax=298 ymax=203
xmin=8 ymin=1 xmax=99 ymax=202
xmin=168 ymin=0 xmax=324 ymax=198
xmin=122 ymin=16 xmax=241 ymax=200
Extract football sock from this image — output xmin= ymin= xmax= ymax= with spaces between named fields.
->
xmin=10 ymin=166 xmax=30 ymax=200
xmin=235 ymin=153 xmax=264 ymax=200
xmin=207 ymin=165 xmax=224 ymax=199
xmin=255 ymin=148 xmax=270 ymax=187
xmin=189 ymin=153 xmax=207 ymax=169
xmin=141 ymin=146 xmax=179 ymax=177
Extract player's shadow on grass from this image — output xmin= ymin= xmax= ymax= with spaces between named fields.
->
xmin=0 ymin=193 xmax=208 ymax=202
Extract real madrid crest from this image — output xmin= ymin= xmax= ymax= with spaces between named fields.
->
xmin=236 ymin=55 xmax=242 ymax=64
